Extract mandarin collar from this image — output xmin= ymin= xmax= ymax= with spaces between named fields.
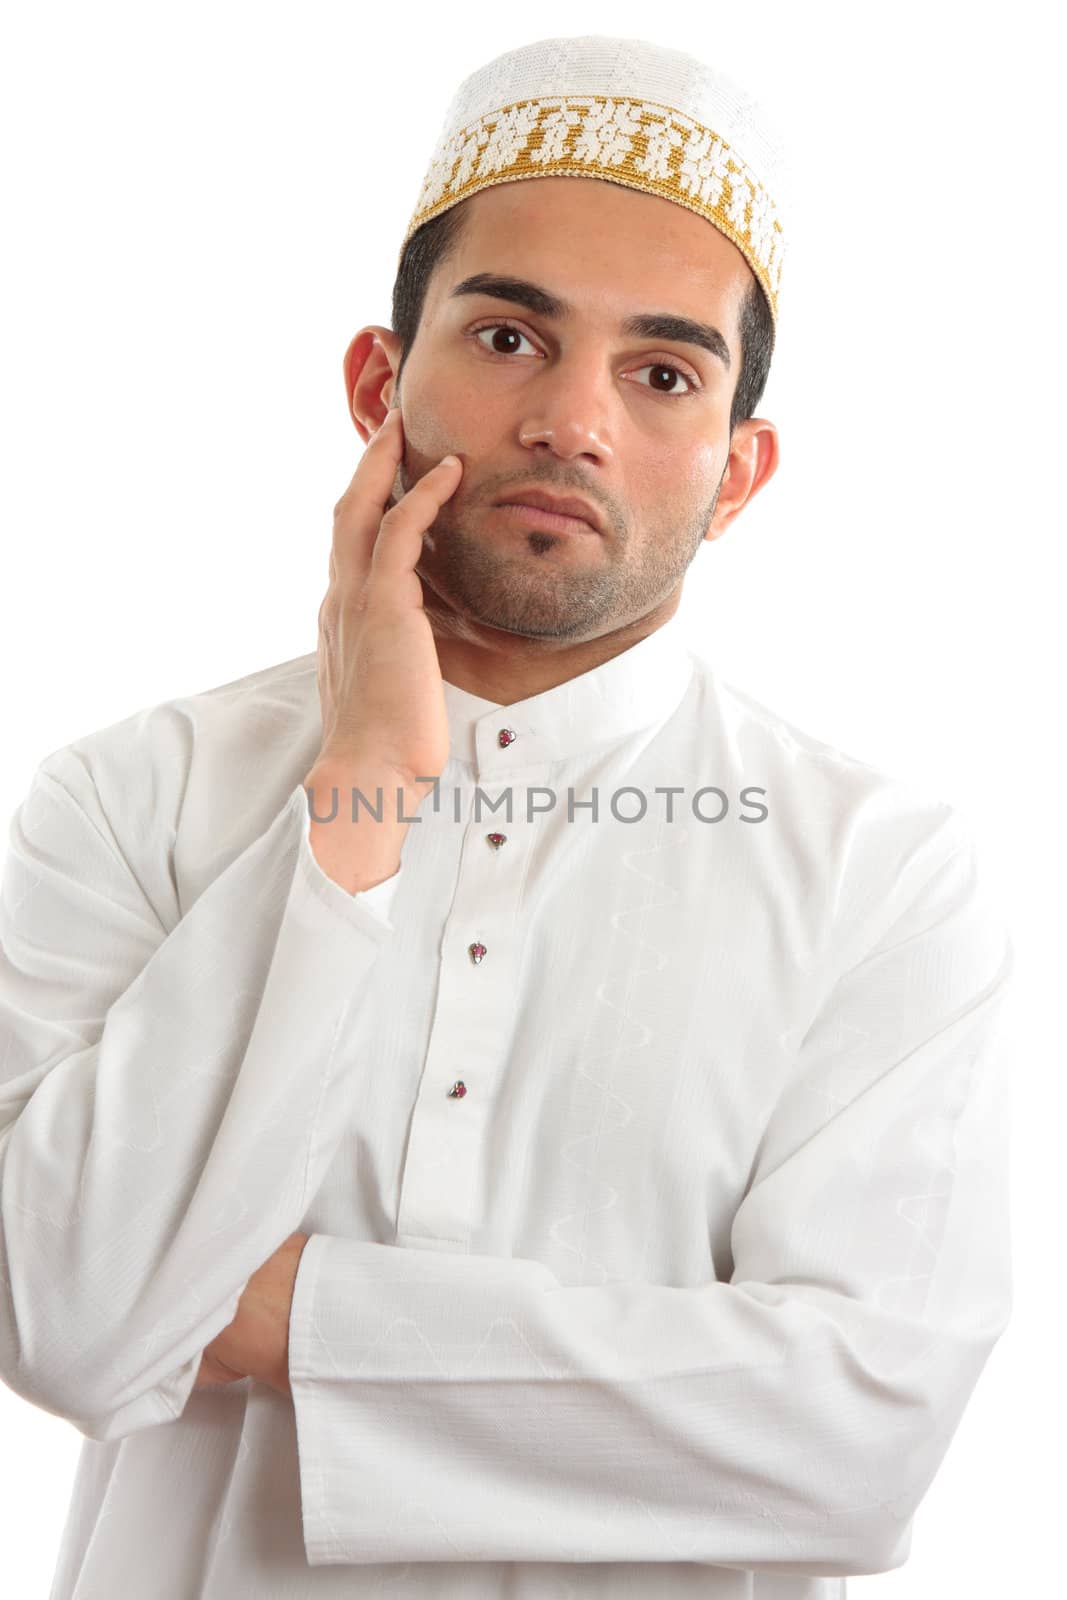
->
xmin=442 ymin=613 xmax=694 ymax=777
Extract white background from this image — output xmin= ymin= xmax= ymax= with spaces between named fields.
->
xmin=1 ymin=1 xmax=1060 ymax=1593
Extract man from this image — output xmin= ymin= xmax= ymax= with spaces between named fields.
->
xmin=0 ymin=33 xmax=1012 ymax=1600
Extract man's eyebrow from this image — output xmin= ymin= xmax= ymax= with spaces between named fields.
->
xmin=447 ymin=272 xmax=731 ymax=371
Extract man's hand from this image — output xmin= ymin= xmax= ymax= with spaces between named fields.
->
xmin=302 ymin=406 xmax=464 ymax=894
xmin=194 ymin=1232 xmax=312 ymax=1398
xmin=309 ymin=404 xmax=464 ymax=797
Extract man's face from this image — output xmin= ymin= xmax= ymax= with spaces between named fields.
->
xmin=387 ymin=176 xmax=760 ymax=643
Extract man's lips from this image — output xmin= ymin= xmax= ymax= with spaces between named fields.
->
xmin=494 ymin=488 xmax=603 ymax=532
xmin=493 ymin=502 xmax=600 ymax=536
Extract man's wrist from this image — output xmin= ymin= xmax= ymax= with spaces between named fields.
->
xmin=303 ymin=761 xmax=429 ymax=826
xmin=303 ymin=763 xmax=423 ymax=894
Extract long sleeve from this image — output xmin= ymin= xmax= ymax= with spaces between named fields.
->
xmin=0 ymin=749 xmax=401 ymax=1443
xmin=288 ymin=807 xmax=1014 ymax=1576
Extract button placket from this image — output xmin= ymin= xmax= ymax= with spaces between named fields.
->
xmin=448 ymin=727 xmax=518 ymax=1101
xmin=395 ymin=726 xmax=537 ymax=1246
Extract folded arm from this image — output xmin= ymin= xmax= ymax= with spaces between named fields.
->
xmin=287 ymin=811 xmax=1014 ymax=1575
xmin=0 ymin=751 xmax=398 ymax=1441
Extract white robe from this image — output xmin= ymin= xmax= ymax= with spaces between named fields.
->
xmin=0 ymin=611 xmax=1013 ymax=1596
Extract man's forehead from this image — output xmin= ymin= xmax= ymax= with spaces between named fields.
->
xmin=430 ymin=185 xmax=753 ymax=365
xmin=459 ymin=175 xmax=743 ymax=263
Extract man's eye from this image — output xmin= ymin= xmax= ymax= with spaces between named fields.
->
xmin=631 ymin=364 xmax=699 ymax=396
xmin=471 ymin=323 xmax=537 ymax=356
xmin=469 ymin=322 xmax=699 ymax=396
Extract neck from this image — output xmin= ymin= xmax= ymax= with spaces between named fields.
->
xmin=428 ymin=599 xmax=680 ymax=706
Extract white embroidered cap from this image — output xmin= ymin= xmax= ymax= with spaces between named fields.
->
xmin=398 ymin=34 xmax=790 ymax=345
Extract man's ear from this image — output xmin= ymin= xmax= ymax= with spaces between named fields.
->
xmin=702 ymin=417 xmax=779 ymax=543
xmin=343 ymin=327 xmax=403 ymax=443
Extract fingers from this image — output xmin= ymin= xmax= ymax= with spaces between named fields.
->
xmin=368 ymin=454 xmax=462 ymax=584
xmin=330 ymin=407 xmax=462 ymax=592
xmin=331 ymin=408 xmax=408 ymax=576
xmin=336 ymin=407 xmax=403 ymax=507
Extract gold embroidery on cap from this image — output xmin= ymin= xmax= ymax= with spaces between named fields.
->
xmin=401 ymin=95 xmax=784 ymax=325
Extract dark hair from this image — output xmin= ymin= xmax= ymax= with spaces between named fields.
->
xmin=390 ymin=199 xmax=774 ymax=434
